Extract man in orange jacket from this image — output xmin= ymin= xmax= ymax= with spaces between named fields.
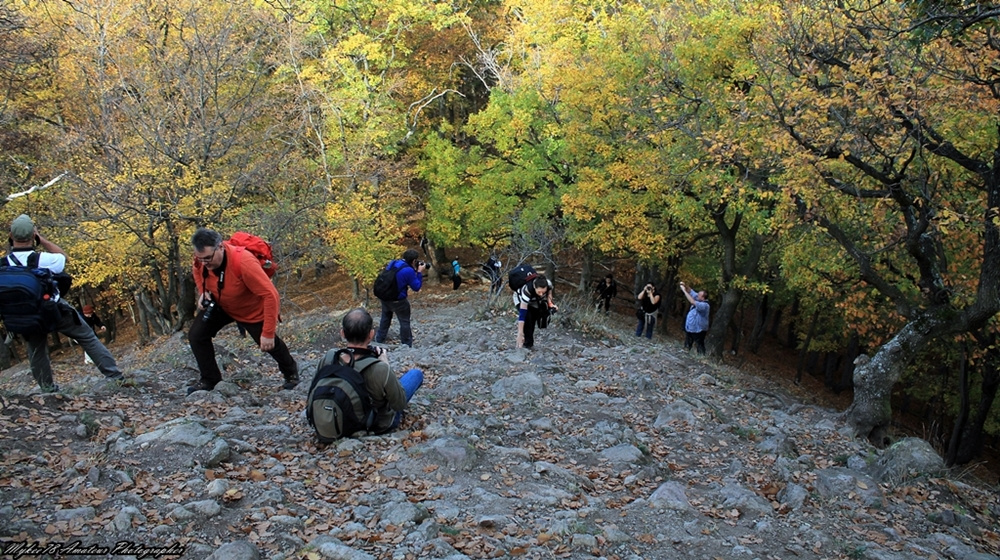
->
xmin=187 ymin=228 xmax=298 ymax=395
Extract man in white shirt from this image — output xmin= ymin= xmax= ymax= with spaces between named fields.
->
xmin=2 ymin=214 xmax=124 ymax=392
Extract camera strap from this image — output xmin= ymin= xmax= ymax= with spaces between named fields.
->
xmin=200 ymin=251 xmax=228 ymax=299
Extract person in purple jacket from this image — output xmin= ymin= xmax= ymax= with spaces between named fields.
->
xmin=375 ymin=249 xmax=427 ymax=347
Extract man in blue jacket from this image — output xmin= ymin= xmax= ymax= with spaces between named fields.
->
xmin=375 ymin=249 xmax=427 ymax=347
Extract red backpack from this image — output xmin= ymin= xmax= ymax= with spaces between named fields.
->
xmin=228 ymin=232 xmax=277 ymax=278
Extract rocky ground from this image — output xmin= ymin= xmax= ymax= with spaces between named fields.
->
xmin=1 ymin=280 xmax=999 ymax=560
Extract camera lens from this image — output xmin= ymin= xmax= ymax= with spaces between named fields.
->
xmin=201 ymin=300 xmax=215 ymax=322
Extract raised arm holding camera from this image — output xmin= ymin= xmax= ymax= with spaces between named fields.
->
xmin=634 ymin=282 xmax=661 ymax=339
xmin=1 ymin=214 xmax=125 ymax=392
xmin=680 ymin=280 xmax=710 ymax=354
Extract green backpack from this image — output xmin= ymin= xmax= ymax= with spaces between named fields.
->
xmin=306 ymin=349 xmax=380 ymax=443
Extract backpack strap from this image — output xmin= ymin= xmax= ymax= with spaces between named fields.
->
xmin=4 ymin=252 xmax=40 ymax=268
xmin=324 ymin=348 xmax=381 ymax=432
xmin=315 ymin=348 xmax=380 ymax=377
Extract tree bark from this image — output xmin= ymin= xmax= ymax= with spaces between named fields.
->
xmin=705 ymin=219 xmax=766 ymax=359
xmin=785 ymin=296 xmax=799 ymax=349
xmin=845 ymin=316 xmax=946 ymax=446
xmin=796 ymin=308 xmax=821 ymax=384
xmin=580 ymin=252 xmax=593 ymax=294
xmin=948 ymin=340 xmax=1000 ymax=465
xmin=838 ymin=333 xmax=859 ymax=394
xmin=431 ymin=245 xmax=447 ymax=285
xmin=133 ymin=291 xmax=151 ymax=345
xmin=748 ymin=292 xmax=769 ymax=354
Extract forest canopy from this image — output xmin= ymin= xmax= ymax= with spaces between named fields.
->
xmin=2 ymin=0 xmax=1000 ymax=462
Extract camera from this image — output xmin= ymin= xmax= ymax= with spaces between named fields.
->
xmin=201 ymin=298 xmax=216 ymax=323
xmin=367 ymin=345 xmax=384 ymax=357
xmin=418 ymin=260 xmax=430 ymax=269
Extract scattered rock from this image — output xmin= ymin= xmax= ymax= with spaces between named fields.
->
xmin=874 ymin=437 xmax=946 ymax=483
xmin=205 ymin=540 xmax=260 ymax=560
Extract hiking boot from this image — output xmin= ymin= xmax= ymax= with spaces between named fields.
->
xmin=282 ymin=373 xmax=300 ymax=390
xmin=186 ymin=380 xmax=216 ymax=395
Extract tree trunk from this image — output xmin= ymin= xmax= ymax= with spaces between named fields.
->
xmin=706 ymin=287 xmax=739 ymax=358
xmin=748 ymin=293 xmax=769 ymax=354
xmin=658 ymin=262 xmax=679 ymax=335
xmin=728 ymin=301 xmax=744 ymax=355
xmin=786 ymin=296 xmax=800 ymax=348
xmin=823 ymin=352 xmax=840 ymax=390
xmin=796 ymin=308 xmax=821 ymax=384
xmin=431 ymin=245 xmax=447 ymax=285
xmin=176 ymin=274 xmax=196 ymax=331
xmin=946 ymin=351 xmax=970 ymax=466
xmin=133 ymin=291 xmax=151 ymax=345
xmin=706 ymin=216 xmax=766 ymax=359
xmin=846 ymin=316 xmax=946 ymax=446
xmin=768 ymin=305 xmax=783 ymax=338
xmin=136 ymin=288 xmax=169 ymax=338
xmin=838 ymin=333 xmax=859 ymax=393
xmin=949 ymin=342 xmax=1000 ymax=465
xmin=580 ymin=252 xmax=593 ymax=294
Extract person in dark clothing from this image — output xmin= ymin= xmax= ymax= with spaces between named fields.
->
xmin=451 ymin=259 xmax=462 ymax=290
xmin=483 ymin=257 xmax=502 ymax=294
xmin=513 ymin=275 xmax=557 ymax=349
xmin=635 ymin=283 xmax=661 ymax=339
xmin=595 ymin=274 xmax=617 ymax=315
xmin=81 ymin=305 xmax=106 ymax=333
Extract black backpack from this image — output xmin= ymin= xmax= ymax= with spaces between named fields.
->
xmin=0 ymin=252 xmax=64 ymax=335
xmin=508 ymin=264 xmax=538 ymax=292
xmin=372 ymin=261 xmax=409 ymax=301
xmin=306 ymin=349 xmax=380 ymax=443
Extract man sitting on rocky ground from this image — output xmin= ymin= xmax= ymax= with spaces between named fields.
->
xmin=333 ymin=308 xmax=423 ymax=433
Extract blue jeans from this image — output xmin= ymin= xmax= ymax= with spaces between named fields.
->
xmin=376 ymin=298 xmax=413 ymax=347
xmin=635 ymin=313 xmax=655 ymax=339
xmin=391 ymin=368 xmax=424 ymax=429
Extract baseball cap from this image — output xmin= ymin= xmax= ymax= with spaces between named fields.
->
xmin=10 ymin=214 xmax=35 ymax=241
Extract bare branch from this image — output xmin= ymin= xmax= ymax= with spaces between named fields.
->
xmin=400 ymin=88 xmax=464 ymax=144
xmin=4 ymin=172 xmax=67 ymax=203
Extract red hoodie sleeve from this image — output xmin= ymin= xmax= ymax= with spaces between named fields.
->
xmin=239 ymin=252 xmax=281 ymax=338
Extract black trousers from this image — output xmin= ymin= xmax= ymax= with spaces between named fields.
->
xmin=521 ymin=305 xmax=551 ymax=348
xmin=188 ymin=306 xmax=298 ymax=386
xmin=685 ymin=330 xmax=707 ymax=354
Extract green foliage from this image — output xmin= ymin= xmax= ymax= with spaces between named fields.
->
xmin=324 ymin=183 xmax=404 ymax=286
xmin=418 ymin=131 xmax=519 ymax=248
